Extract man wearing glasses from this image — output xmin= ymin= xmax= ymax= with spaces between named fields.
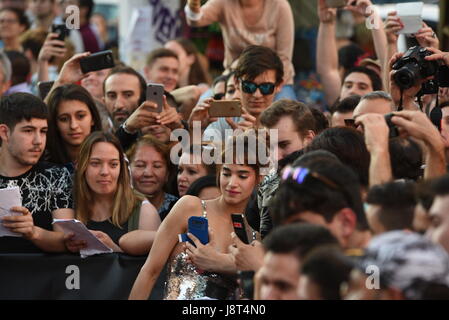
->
xmin=202 ymin=45 xmax=284 ymax=141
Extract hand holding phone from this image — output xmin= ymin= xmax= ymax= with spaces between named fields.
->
xmin=179 ymin=216 xmax=209 ymax=246
xmin=51 ymin=24 xmax=69 ymax=43
xmin=146 ymin=83 xmax=164 ymax=113
xmin=231 ymin=214 xmax=252 ymax=245
xmin=79 ymin=50 xmax=115 ymax=74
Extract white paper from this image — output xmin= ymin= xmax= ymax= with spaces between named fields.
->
xmin=52 ymin=219 xmax=113 ymax=258
xmin=397 ymin=2 xmax=424 ymax=34
xmin=0 ymin=187 xmax=23 ymax=237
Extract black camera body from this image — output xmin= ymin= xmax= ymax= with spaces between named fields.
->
xmin=392 ymin=46 xmax=439 ymax=90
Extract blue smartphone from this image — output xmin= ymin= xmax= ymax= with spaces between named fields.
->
xmin=178 ymin=216 xmax=209 ymax=246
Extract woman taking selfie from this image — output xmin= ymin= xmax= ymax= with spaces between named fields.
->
xmin=66 ymin=132 xmax=161 ymax=256
xmin=129 ymin=133 xmax=267 ymax=299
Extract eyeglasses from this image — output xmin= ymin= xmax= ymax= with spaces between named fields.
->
xmin=281 ymin=166 xmax=339 ymax=190
xmin=241 ymin=80 xmax=275 ymax=95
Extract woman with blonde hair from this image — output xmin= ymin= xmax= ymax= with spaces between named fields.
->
xmin=65 ymin=132 xmax=161 ymax=256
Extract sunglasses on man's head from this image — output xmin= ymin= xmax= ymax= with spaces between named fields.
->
xmin=241 ymin=80 xmax=276 ymax=95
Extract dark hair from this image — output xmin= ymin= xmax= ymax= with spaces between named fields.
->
xmin=270 ymin=156 xmax=368 ymax=230
xmin=172 ymin=38 xmax=211 ymax=85
xmin=4 ymin=50 xmax=29 ymax=85
xmin=104 ymin=65 xmax=147 ymax=105
xmin=301 ymin=246 xmax=353 ymax=300
xmin=20 ymin=28 xmax=47 ymax=60
xmin=366 ymin=181 xmax=417 ymax=232
xmin=185 ymin=175 xmax=218 ymax=197
xmin=146 ymin=48 xmax=178 ymax=69
xmin=429 ymin=174 xmax=449 ymax=197
xmin=416 ymin=180 xmax=435 ymax=212
xmin=79 ymin=0 xmax=95 ymax=20
xmin=305 ymin=127 xmax=370 ymax=187
xmin=235 ymin=45 xmax=284 ymax=85
xmin=0 ymin=92 xmax=48 ymax=130
xmin=332 ymin=95 xmax=361 ymax=114
xmin=343 ymin=66 xmax=382 ymax=92
xmin=263 ymin=223 xmax=339 ymax=261
xmin=308 ymin=106 xmax=329 ymax=134
xmin=0 ymin=7 xmax=29 ymax=30
xmin=338 ymin=43 xmax=365 ymax=72
xmin=260 ymin=99 xmax=316 ymax=138
xmin=46 ymin=84 xmax=102 ymax=164
xmin=389 ymin=137 xmax=423 ymax=181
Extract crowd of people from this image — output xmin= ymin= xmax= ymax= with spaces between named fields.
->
xmin=1 ymin=0 xmax=449 ymax=301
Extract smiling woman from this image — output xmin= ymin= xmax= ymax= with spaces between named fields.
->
xmin=68 ymin=132 xmax=161 ymax=255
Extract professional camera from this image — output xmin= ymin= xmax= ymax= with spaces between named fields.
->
xmin=392 ymin=46 xmax=440 ymax=90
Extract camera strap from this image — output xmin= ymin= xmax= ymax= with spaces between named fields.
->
xmin=398 ymin=88 xmax=404 ymax=111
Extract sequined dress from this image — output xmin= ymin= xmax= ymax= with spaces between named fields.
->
xmin=164 ymin=201 xmax=238 ymax=300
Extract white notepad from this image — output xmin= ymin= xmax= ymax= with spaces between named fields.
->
xmin=53 ymin=219 xmax=113 ymax=258
xmin=0 ymin=186 xmax=23 ymax=237
xmin=397 ymin=2 xmax=424 ymax=34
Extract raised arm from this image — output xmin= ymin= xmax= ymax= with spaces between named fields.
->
xmin=185 ymin=0 xmax=223 ymax=28
xmin=275 ymin=0 xmax=295 ymax=84
xmin=317 ymin=0 xmax=341 ymax=106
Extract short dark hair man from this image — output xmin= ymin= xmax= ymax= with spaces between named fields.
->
xmin=0 ymin=93 xmax=75 ymax=253
xmin=365 ymin=181 xmax=417 ymax=235
xmin=270 ymin=154 xmax=370 ymax=250
xmin=201 ymin=45 xmax=284 ymax=140
xmin=256 ymin=223 xmax=339 ymax=300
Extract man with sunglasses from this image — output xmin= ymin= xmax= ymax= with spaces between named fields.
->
xmin=202 ymin=45 xmax=284 ymax=141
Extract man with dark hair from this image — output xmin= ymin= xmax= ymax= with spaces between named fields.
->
xmin=331 ymin=95 xmax=361 ymax=127
xmin=200 ymin=45 xmax=284 ymax=140
xmin=256 ymin=223 xmax=339 ymax=300
xmin=143 ymin=48 xmax=179 ymax=92
xmin=103 ymin=65 xmax=182 ymax=149
xmin=260 ymin=99 xmax=316 ymax=161
xmin=299 ymin=246 xmax=353 ymax=300
xmin=365 ymin=181 xmax=417 ymax=235
xmin=340 ymin=67 xmax=382 ymax=101
xmin=305 ymin=127 xmax=370 ymax=188
xmin=0 ymin=93 xmax=75 ymax=253
xmin=270 ymin=155 xmax=370 ymax=250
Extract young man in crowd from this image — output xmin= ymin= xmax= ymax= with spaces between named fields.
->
xmin=0 ymin=93 xmax=74 ymax=253
xmin=255 ymin=223 xmax=339 ymax=300
xmin=143 ymin=48 xmax=180 ymax=93
xmin=365 ymin=181 xmax=417 ymax=235
xmin=189 ymin=45 xmax=284 ymax=141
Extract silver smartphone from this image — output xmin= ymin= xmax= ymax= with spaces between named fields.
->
xmin=146 ymin=83 xmax=164 ymax=113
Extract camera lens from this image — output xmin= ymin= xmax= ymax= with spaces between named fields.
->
xmin=393 ymin=67 xmax=418 ymax=89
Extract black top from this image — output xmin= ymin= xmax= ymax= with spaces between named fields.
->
xmin=0 ymin=162 xmax=74 ymax=253
xmin=86 ymin=219 xmax=128 ymax=245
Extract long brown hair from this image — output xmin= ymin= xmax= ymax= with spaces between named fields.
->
xmin=75 ymin=132 xmax=143 ymax=227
